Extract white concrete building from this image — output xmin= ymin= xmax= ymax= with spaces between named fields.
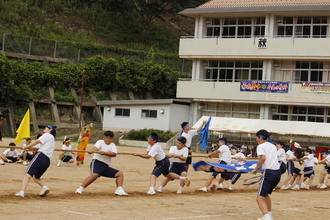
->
xmin=97 ymin=99 xmax=190 ymax=132
xmin=177 ymin=0 xmax=330 ymax=146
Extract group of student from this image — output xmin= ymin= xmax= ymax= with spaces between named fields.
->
xmin=3 ymin=121 xmax=329 ymax=220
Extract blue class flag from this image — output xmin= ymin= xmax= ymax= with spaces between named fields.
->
xmin=198 ymin=117 xmax=211 ymax=150
xmin=192 ymin=160 xmax=262 ymax=173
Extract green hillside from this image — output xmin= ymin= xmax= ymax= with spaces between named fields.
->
xmin=0 ymin=0 xmax=207 ymax=54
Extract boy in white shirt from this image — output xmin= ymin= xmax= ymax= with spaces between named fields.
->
xmin=0 ymin=142 xmax=20 ymax=164
xmin=157 ymin=136 xmax=190 ymax=194
xmin=298 ymin=149 xmax=316 ymax=190
xmin=75 ymin=130 xmax=127 ymax=196
xmin=317 ymin=152 xmax=330 ymax=189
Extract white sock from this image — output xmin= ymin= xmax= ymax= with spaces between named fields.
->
xmin=158 ymin=186 xmax=163 ymax=190
xmin=42 ymin=185 xmax=48 ymax=189
xmin=268 ymin=211 xmax=272 ymax=217
xmin=179 ymin=176 xmax=185 ymax=180
xmin=178 ymin=186 xmax=183 ymax=190
xmin=78 ymin=186 xmax=85 ymax=191
xmin=117 ymin=186 xmax=123 ymax=190
xmin=264 ymin=214 xmax=270 ymax=219
xmin=149 ymin=186 xmax=155 ymax=191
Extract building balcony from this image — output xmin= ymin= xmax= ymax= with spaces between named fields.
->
xmin=179 ymin=37 xmax=330 ymax=60
xmin=176 ymin=80 xmax=330 ymax=106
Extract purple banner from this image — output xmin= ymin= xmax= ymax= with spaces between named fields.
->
xmin=240 ymin=81 xmax=289 ymax=93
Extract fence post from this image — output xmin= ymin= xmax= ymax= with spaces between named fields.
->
xmin=54 ymin=41 xmax=57 ymax=58
xmin=2 ymin=34 xmax=5 ymax=52
xmin=28 ymin=37 xmax=32 ymax=55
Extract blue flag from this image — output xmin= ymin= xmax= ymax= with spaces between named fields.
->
xmin=198 ymin=117 xmax=211 ymax=150
xmin=192 ymin=160 xmax=262 ymax=173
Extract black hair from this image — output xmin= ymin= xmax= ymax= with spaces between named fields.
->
xmin=294 ymin=148 xmax=304 ymax=159
xmin=26 ymin=138 xmax=32 ymax=141
xmin=277 ymin=141 xmax=285 ymax=147
xmin=63 ymin=138 xmax=71 ymax=144
xmin=9 ymin=142 xmax=16 ymax=146
xmin=219 ymin=137 xmax=228 ymax=144
xmin=149 ymin=133 xmax=159 ymax=142
xmin=177 ymin=136 xmax=187 ymax=144
xmin=256 ymin=129 xmax=270 ymax=139
xmin=104 ymin=130 xmax=114 ymax=137
xmin=37 ymin=134 xmax=42 ymax=139
xmin=181 ymin=122 xmax=189 ymax=129
xmin=47 ymin=125 xmax=56 ymax=138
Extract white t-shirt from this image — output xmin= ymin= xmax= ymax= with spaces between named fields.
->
xmin=169 ymin=146 xmax=188 ymax=163
xmin=92 ymin=140 xmax=117 ymax=166
xmin=217 ymin=145 xmax=232 ymax=164
xmin=303 ymin=154 xmax=315 ymax=167
xmin=277 ymin=148 xmax=287 ymax=163
xmin=325 ymin=155 xmax=330 ymax=166
xmin=286 ymin=150 xmax=295 ymax=161
xmin=38 ymin=133 xmax=55 ymax=158
xmin=147 ymin=142 xmax=166 ymax=161
xmin=257 ymin=142 xmax=280 ymax=170
xmin=23 ymin=144 xmax=34 ymax=155
xmin=3 ymin=149 xmax=19 ymax=157
xmin=62 ymin=144 xmax=72 ymax=156
xmin=231 ymin=152 xmax=246 ymax=164
xmin=181 ymin=130 xmax=198 ymax=148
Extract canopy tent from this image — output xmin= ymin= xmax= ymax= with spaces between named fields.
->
xmin=192 ymin=116 xmax=330 ymax=138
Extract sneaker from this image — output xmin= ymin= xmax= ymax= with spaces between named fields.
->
xmin=157 ymin=187 xmax=163 ymax=193
xmin=17 ymin=160 xmax=23 ymax=164
xmin=115 ymin=188 xmax=128 ymax=196
xmin=280 ymin=185 xmax=287 ymax=190
xmin=39 ymin=186 xmax=50 ymax=197
xmin=15 ymin=191 xmax=24 ymax=197
xmin=217 ymin=183 xmax=224 ymax=190
xmin=177 ymin=188 xmax=183 ymax=194
xmin=147 ymin=190 xmax=156 ymax=195
xmin=210 ymin=183 xmax=218 ymax=192
xmin=183 ymin=177 xmax=190 ymax=187
xmin=228 ymin=187 xmax=233 ymax=191
xmin=22 ymin=161 xmax=28 ymax=166
xmin=305 ymin=185 xmax=310 ymax=190
xmin=75 ymin=188 xmax=83 ymax=194
xmin=7 ymin=159 xmax=12 ymax=163
xmin=300 ymin=182 xmax=307 ymax=189
xmin=317 ymin=184 xmax=322 ymax=188
xmin=292 ymin=185 xmax=300 ymax=190
xmin=0 ymin=159 xmax=4 ymax=165
xmin=57 ymin=161 xmax=61 ymax=167
xmin=199 ymin=187 xmax=207 ymax=192
xmin=257 ymin=216 xmax=272 ymax=220
xmin=287 ymin=185 xmax=292 ymax=189
xmin=320 ymin=184 xmax=327 ymax=189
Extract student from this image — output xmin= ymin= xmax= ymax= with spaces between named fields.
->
xmin=317 ymin=152 xmax=330 ymax=189
xmin=199 ymin=137 xmax=231 ymax=192
xmin=298 ymin=149 xmax=316 ymax=190
xmin=280 ymin=148 xmax=296 ymax=190
xmin=57 ymin=138 xmax=75 ymax=167
xmin=276 ymin=142 xmax=287 ymax=175
xmin=0 ymin=142 xmax=20 ymax=164
xmin=222 ymin=146 xmax=246 ymax=190
xmin=134 ymin=132 xmax=170 ymax=195
xmin=18 ymin=138 xmax=35 ymax=166
xmin=251 ymin=129 xmax=281 ymax=220
xmin=75 ymin=130 xmax=127 ymax=196
xmin=15 ymin=125 xmax=56 ymax=198
xmin=287 ymin=148 xmax=304 ymax=190
xmin=180 ymin=121 xmax=206 ymax=171
xmin=157 ymin=136 xmax=190 ymax=194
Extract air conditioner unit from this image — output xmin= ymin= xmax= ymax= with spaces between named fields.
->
xmin=202 ymin=61 xmax=209 ymax=66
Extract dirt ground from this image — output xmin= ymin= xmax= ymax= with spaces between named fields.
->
xmin=0 ymin=137 xmax=329 ymax=220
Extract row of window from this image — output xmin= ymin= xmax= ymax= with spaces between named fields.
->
xmin=115 ymin=108 xmax=157 ymax=118
xmin=205 ymin=16 xmax=328 ymax=38
xmin=199 ymin=103 xmax=330 ymax=123
xmin=204 ymin=60 xmax=330 ymax=83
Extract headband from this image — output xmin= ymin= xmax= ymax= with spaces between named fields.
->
xmin=149 ymin=135 xmax=159 ymax=142
xmin=218 ymin=140 xmax=227 ymax=145
xmin=257 ymin=135 xmax=272 ymax=143
xmin=47 ymin=125 xmax=53 ymax=130
xmin=64 ymin=139 xmax=71 ymax=144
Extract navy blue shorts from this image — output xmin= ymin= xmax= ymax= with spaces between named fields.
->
xmin=152 ymin=157 xmax=170 ymax=177
xmin=186 ymin=148 xmax=192 ymax=165
xmin=325 ymin=165 xmax=330 ymax=174
xmin=287 ymin=161 xmax=294 ymax=175
xmin=225 ymin=173 xmax=241 ymax=184
xmin=279 ymin=161 xmax=287 ymax=174
xmin=62 ymin=155 xmax=73 ymax=162
xmin=303 ymin=166 xmax=314 ymax=178
xmin=212 ymin=160 xmax=227 ymax=179
xmin=90 ymin=159 xmax=119 ymax=178
xmin=6 ymin=157 xmax=19 ymax=163
xmin=169 ymin=162 xmax=186 ymax=175
xmin=293 ymin=167 xmax=301 ymax=175
xmin=26 ymin=154 xmax=35 ymax=160
xmin=26 ymin=152 xmax=50 ymax=179
xmin=257 ymin=169 xmax=281 ymax=197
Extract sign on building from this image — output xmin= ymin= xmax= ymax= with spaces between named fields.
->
xmin=240 ymin=81 xmax=289 ymax=93
xmin=258 ymin=38 xmax=267 ymax=48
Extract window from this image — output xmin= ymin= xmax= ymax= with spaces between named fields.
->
xmin=277 ymin=16 xmax=327 ymax=38
xmin=204 ymin=60 xmax=263 ymax=82
xmin=294 ymin=61 xmax=323 ymax=83
xmin=201 ymin=102 xmax=260 ymax=119
xmin=141 ymin=109 xmax=157 ymax=118
xmin=115 ymin=108 xmax=130 ymax=117
xmin=205 ymin=17 xmax=265 ymax=38
xmin=273 ymin=105 xmax=327 ymax=123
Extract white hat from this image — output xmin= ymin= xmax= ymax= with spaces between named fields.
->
xmin=294 ymin=142 xmax=301 ymax=148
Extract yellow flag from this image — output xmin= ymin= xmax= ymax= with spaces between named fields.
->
xmin=14 ymin=109 xmax=30 ymax=145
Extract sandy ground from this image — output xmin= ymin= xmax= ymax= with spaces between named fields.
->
xmin=0 ymin=137 xmax=329 ymax=220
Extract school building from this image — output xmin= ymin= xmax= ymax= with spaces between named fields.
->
xmin=177 ymin=0 xmax=330 ymax=149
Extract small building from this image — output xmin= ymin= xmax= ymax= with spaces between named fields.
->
xmin=97 ymin=99 xmax=191 ymax=132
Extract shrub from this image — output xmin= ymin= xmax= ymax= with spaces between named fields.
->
xmin=123 ymin=128 xmax=176 ymax=142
